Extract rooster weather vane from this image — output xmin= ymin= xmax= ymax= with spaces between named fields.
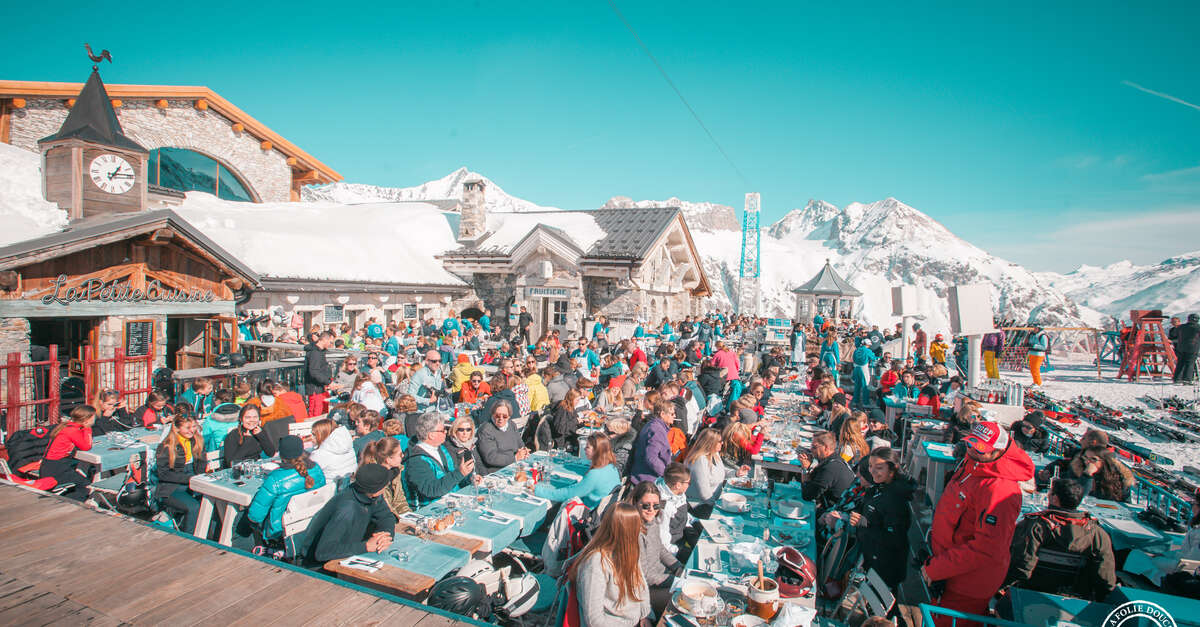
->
xmin=85 ymin=43 xmax=112 ymax=70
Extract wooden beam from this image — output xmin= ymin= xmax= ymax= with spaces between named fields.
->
xmin=286 ymin=157 xmax=297 ymax=166
xmin=0 ymin=101 xmax=10 ymax=145
xmin=0 ymin=80 xmax=343 ymax=184
xmin=155 ymin=99 xmax=168 ymax=109
xmin=143 ymin=228 xmax=175 ymax=245
xmin=10 ymin=98 xmax=25 ymax=108
xmin=260 ymin=140 xmax=272 ymax=151
xmin=110 ymin=99 xmax=122 ymax=108
xmin=65 ymin=98 xmax=75 ymax=108
xmin=231 ymin=122 xmax=243 ymax=133
xmin=292 ymin=170 xmax=320 ymax=184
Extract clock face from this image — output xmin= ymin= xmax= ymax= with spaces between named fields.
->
xmin=89 ymin=154 xmax=136 ymax=194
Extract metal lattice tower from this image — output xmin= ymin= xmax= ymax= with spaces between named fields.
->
xmin=737 ymin=192 xmax=761 ymax=315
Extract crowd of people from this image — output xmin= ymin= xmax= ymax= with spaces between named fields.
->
xmin=11 ymin=303 xmax=1183 ymax=627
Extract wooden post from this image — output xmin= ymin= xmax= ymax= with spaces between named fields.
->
xmin=5 ymin=353 xmax=21 ymax=434
xmin=48 ymin=345 xmax=59 ymax=422
xmin=115 ymin=348 xmax=126 ymax=399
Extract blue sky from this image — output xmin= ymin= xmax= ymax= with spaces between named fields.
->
xmin=4 ymin=1 xmax=1199 ymax=272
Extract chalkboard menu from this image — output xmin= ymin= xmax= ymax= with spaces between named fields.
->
xmin=403 ymin=303 xmax=417 ymax=320
xmin=125 ymin=320 xmax=154 ymax=358
xmin=324 ymin=305 xmax=344 ymax=324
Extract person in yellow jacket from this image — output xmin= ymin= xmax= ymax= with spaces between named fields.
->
xmin=524 ymin=367 xmax=550 ymax=412
xmin=929 ymin=334 xmax=950 ymax=366
xmin=450 ymin=354 xmax=480 ymax=393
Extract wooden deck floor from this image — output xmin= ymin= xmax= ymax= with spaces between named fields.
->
xmin=0 ymin=484 xmax=474 ymax=626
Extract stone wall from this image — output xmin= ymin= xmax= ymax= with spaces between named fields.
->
xmin=471 ymin=273 xmax=520 ymax=333
xmin=95 ymin=315 xmax=168 ymax=368
xmin=9 ymin=98 xmax=292 ymax=202
xmin=0 ymin=318 xmax=31 ymax=361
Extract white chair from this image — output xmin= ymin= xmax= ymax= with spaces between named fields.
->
xmin=205 ymin=450 xmax=222 ymax=472
xmin=684 ymin=397 xmax=701 ymax=434
xmin=280 ymin=482 xmax=336 ymax=539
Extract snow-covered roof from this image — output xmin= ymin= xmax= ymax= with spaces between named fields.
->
xmin=445 ymin=206 xmax=683 ymax=260
xmin=792 ymin=259 xmax=863 ymax=296
xmin=175 ymin=194 xmax=468 ymax=286
xmin=0 ymin=209 xmax=259 ymax=285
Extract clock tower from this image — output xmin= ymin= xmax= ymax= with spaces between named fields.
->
xmin=39 ymin=67 xmax=148 ymax=220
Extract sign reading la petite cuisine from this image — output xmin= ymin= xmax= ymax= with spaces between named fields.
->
xmin=40 ymin=274 xmax=215 ymax=306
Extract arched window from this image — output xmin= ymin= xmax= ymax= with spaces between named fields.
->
xmin=146 ymin=148 xmax=255 ymax=202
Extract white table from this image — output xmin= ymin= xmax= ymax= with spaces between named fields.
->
xmin=189 ymin=469 xmax=263 ymax=546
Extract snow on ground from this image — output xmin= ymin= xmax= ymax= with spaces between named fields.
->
xmin=0 ymin=143 xmax=67 ymax=248
xmin=1002 ymin=352 xmax=1200 ymax=470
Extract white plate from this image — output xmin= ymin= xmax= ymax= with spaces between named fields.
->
xmin=730 ymin=615 xmax=766 ymax=627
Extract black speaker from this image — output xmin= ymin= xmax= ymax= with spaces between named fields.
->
xmin=213 ymin=353 xmax=247 ymax=369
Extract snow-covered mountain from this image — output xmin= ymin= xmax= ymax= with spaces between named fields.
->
xmin=302 ymin=167 xmax=561 ymax=213
xmin=1038 ymin=253 xmax=1200 ymax=319
xmin=680 ymin=197 xmax=1090 ymax=333
xmin=299 ymin=169 xmax=1093 ymax=335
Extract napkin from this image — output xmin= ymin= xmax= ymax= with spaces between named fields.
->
xmin=479 ymin=512 xmax=516 ymax=525
xmin=340 ymin=557 xmax=382 ymax=572
xmin=771 ymin=604 xmax=816 ymax=626
xmin=514 ymin=495 xmax=548 ymax=507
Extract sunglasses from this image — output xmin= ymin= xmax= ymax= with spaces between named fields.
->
xmin=638 ymin=502 xmax=663 ymax=511
xmin=428 ymin=358 xmax=441 ymax=363
xmin=455 ymin=427 xmax=473 ymax=433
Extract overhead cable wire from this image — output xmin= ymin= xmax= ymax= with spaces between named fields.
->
xmin=605 ymin=0 xmax=752 ymax=188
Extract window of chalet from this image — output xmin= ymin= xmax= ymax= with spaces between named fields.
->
xmin=146 ymin=148 xmax=255 ymax=202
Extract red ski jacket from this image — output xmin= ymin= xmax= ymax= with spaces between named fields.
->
xmin=925 ymin=442 xmax=1034 ymax=598
xmin=44 ymin=422 xmax=93 ymax=461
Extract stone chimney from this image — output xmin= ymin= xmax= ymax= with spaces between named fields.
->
xmin=458 ymin=179 xmax=487 ymax=243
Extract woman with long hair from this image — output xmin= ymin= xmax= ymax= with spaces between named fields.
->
xmin=247 ymin=435 xmax=327 ymax=543
xmin=683 ymin=428 xmax=746 ymax=508
xmin=309 ymin=417 xmax=358 ymax=482
xmin=838 ymin=413 xmax=870 ymax=465
xmin=720 ymin=422 xmax=762 ymax=470
xmin=850 ymin=447 xmax=915 ymax=610
xmin=92 ymin=389 xmax=135 ymax=435
xmin=550 ymin=389 xmax=581 ymax=450
xmin=155 ymin=414 xmax=206 ymax=533
xmin=569 ymin=503 xmax=651 ymax=626
xmin=40 ymin=406 xmax=96 ymax=495
xmin=535 ymin=432 xmax=620 ymax=508
xmin=351 ymin=372 xmax=388 ymax=414
xmin=626 ymin=481 xmax=683 ymax=618
xmin=135 ymin=390 xmax=171 ymax=428
xmin=222 ymin=404 xmax=277 ymax=468
xmin=360 ymin=436 xmax=411 ymax=517
xmin=594 ymin=379 xmax=625 ymax=412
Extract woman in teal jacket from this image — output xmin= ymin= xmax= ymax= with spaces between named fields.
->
xmin=820 ymin=335 xmax=841 ymax=386
xmin=534 ymin=432 xmax=620 ymax=508
xmin=247 ymin=435 xmax=327 ymax=540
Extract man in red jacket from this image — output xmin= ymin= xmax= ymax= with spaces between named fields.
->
xmin=921 ymin=421 xmax=1034 ymax=626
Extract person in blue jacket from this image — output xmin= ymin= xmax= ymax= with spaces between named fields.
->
xmin=820 ymin=335 xmax=841 ymax=386
xmin=247 ymin=435 xmax=327 ymax=545
xmin=891 ymin=370 xmax=920 ymax=401
xmin=591 ymin=316 xmax=608 ymax=340
xmin=534 ymin=432 xmax=620 ymax=508
xmin=478 ymin=309 xmax=492 ymax=334
xmin=698 ymin=318 xmax=714 ymax=356
xmin=851 ymin=339 xmax=880 ymax=409
xmin=571 ymin=337 xmax=601 ymax=371
xmin=660 ymin=318 xmax=675 ymax=341
xmin=401 ymin=410 xmax=476 ymax=507
xmin=441 ymin=310 xmax=462 ymax=336
xmin=178 ymin=378 xmax=215 ymax=417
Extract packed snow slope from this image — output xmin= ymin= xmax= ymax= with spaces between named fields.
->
xmin=1038 ymin=253 xmax=1200 ymax=320
xmin=301 ymin=173 xmax=1089 ymax=335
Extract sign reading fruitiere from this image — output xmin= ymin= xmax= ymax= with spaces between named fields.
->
xmin=40 ymin=274 xmax=216 ymax=305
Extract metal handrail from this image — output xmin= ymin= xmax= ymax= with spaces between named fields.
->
xmin=918 ymin=603 xmax=1030 ymax=627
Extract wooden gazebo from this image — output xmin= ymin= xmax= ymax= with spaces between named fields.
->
xmin=792 ymin=259 xmax=862 ymax=321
